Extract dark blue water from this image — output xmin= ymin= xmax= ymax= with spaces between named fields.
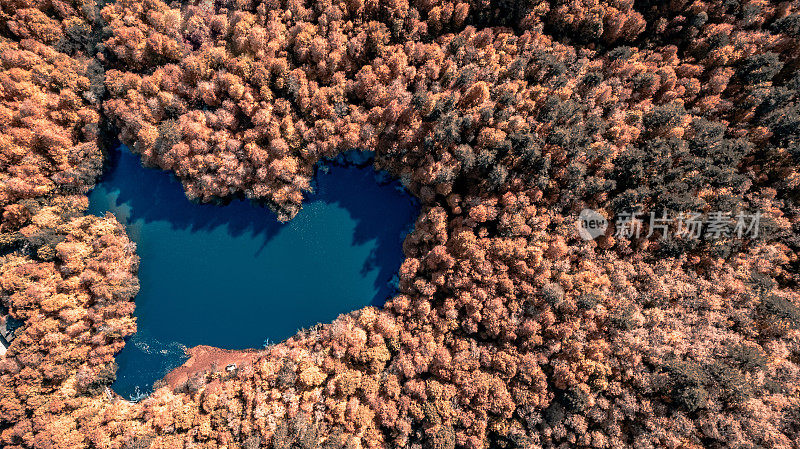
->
xmin=88 ymin=146 xmax=418 ymax=400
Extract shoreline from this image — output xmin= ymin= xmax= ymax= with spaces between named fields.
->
xmin=161 ymin=345 xmax=268 ymax=390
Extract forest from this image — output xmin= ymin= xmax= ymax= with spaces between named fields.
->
xmin=0 ymin=0 xmax=799 ymax=447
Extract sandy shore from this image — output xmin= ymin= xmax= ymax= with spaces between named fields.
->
xmin=162 ymin=345 xmax=267 ymax=389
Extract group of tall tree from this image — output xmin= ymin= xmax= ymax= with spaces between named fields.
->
xmin=0 ymin=0 xmax=799 ymax=448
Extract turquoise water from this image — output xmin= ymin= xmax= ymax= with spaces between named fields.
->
xmin=88 ymin=146 xmax=418 ymax=400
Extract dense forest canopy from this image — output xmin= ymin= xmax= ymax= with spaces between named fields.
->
xmin=0 ymin=0 xmax=799 ymax=448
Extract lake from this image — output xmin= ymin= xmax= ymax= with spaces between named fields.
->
xmin=88 ymin=146 xmax=418 ymax=400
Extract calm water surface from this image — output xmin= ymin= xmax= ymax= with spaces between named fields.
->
xmin=88 ymin=146 xmax=418 ymax=400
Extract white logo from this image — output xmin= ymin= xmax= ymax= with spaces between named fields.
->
xmin=577 ymin=209 xmax=608 ymax=240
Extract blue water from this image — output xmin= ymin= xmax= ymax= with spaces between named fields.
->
xmin=88 ymin=145 xmax=418 ymax=400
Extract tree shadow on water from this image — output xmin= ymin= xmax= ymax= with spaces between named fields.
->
xmin=90 ymin=145 xmax=419 ymax=307
xmin=91 ymin=145 xmax=286 ymax=242
xmin=310 ymin=159 xmax=419 ymax=306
